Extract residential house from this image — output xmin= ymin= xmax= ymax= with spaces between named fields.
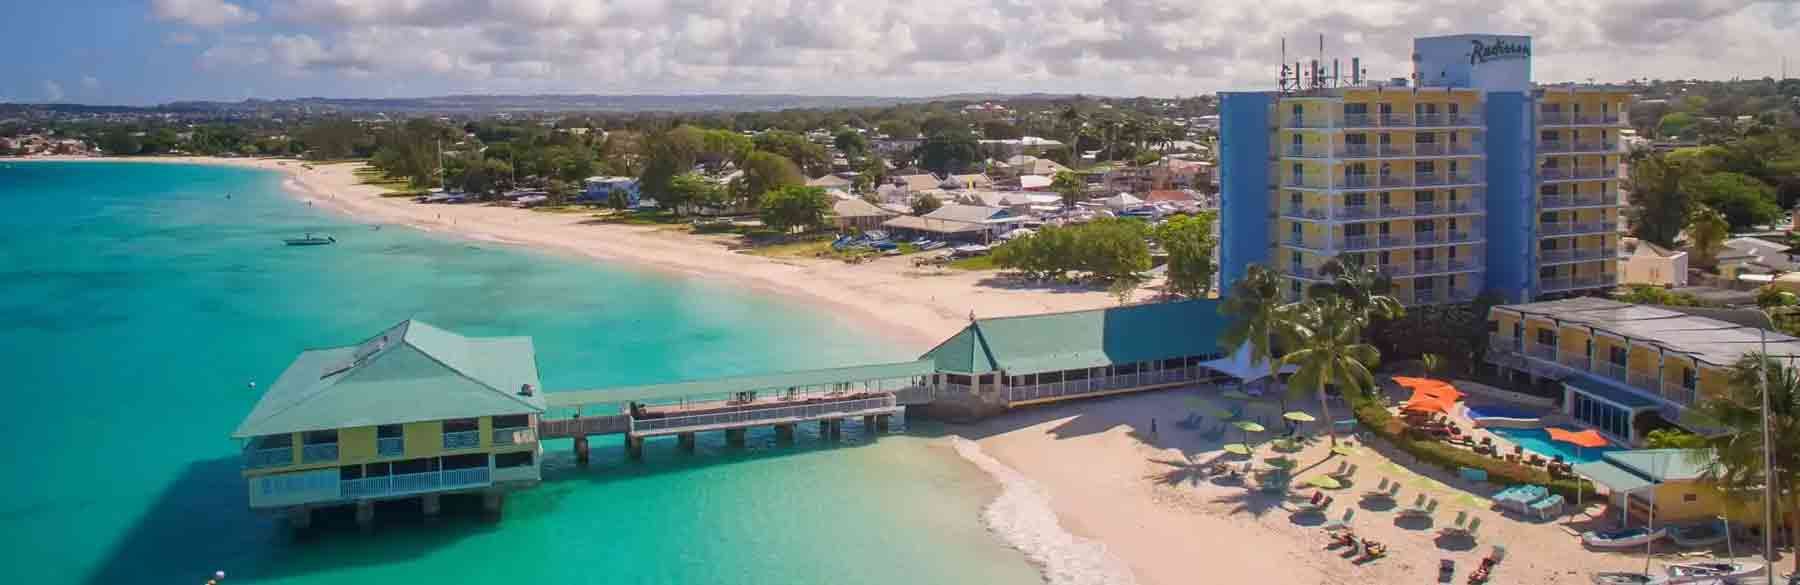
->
xmin=881 ymin=204 xmax=1028 ymax=242
xmin=582 ymin=176 xmax=640 ymax=206
xmin=1576 ymin=449 xmax=1764 ymax=528
xmin=233 ymin=320 xmax=545 ymax=524
xmin=832 ymin=198 xmax=897 ymax=231
xmin=943 ymin=174 xmax=995 ymax=190
xmin=894 ymin=173 xmax=943 ymax=193
xmin=1617 ymin=238 xmax=1688 ymax=287
xmin=807 ymin=175 xmax=854 ymax=192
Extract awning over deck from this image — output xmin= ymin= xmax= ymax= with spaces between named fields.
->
xmin=1573 ymin=461 xmax=1655 ymax=493
xmin=546 ymin=359 xmax=938 ymax=407
xmin=1564 ymin=372 xmax=1661 ymax=410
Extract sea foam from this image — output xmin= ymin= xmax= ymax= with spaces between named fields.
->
xmin=950 ymin=437 xmax=1138 ymax=585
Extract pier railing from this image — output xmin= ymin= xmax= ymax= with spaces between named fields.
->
xmin=1005 ymin=366 xmax=1210 ymax=404
xmin=632 ymin=395 xmax=898 ymax=435
xmin=537 ymin=414 xmax=631 ymax=439
xmin=340 ymin=467 xmax=493 ymax=500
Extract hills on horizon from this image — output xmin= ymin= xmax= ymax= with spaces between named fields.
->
xmin=2 ymin=92 xmax=1096 ymax=116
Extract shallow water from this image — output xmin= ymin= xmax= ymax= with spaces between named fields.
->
xmin=0 ymin=162 xmax=1042 ymax=585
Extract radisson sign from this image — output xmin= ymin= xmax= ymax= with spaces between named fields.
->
xmin=1467 ymin=38 xmax=1530 ymax=65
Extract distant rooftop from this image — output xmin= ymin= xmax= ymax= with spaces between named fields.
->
xmin=924 ymin=299 xmax=1227 ymax=374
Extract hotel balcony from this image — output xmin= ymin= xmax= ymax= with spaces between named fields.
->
xmin=1380 ymin=258 xmax=1484 ymax=279
xmin=1540 ymin=192 xmax=1621 ymax=210
xmin=1337 ymin=229 xmax=1484 ymax=252
xmin=442 ymin=430 xmax=481 ymax=450
xmin=1284 ymin=263 xmax=1328 ymax=281
xmin=1405 ymin=287 xmax=1481 ymax=306
xmin=301 ymin=442 xmax=339 ymax=464
xmin=1487 ymin=336 xmax=1672 ymax=402
xmin=377 ymin=437 xmax=404 ymax=458
xmin=1282 ymin=142 xmax=1486 ymax=161
xmin=1281 ymin=198 xmax=1485 ymax=222
xmin=244 ymin=445 xmax=293 ymax=470
xmin=1538 ymin=141 xmax=1623 ymax=156
xmin=1540 ymin=272 xmax=1618 ymax=293
xmin=1284 ymin=111 xmax=1484 ymax=131
xmin=1539 ymin=166 xmax=1619 ymax=183
xmin=1283 ymin=171 xmax=1485 ymax=192
xmin=491 ymin=426 xmax=536 ymax=446
xmin=1539 ymin=112 xmax=1628 ymax=127
xmin=1540 ymin=220 xmax=1618 ymax=237
xmin=340 ymin=467 xmax=493 ymax=500
xmin=1538 ymin=247 xmax=1613 ymax=266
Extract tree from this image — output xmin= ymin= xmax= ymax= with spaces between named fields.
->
xmin=754 ymin=130 xmax=830 ymax=176
xmin=855 ymin=156 xmax=887 ymax=193
xmin=833 ymin=129 xmax=868 ymax=160
xmin=1618 ymin=284 xmax=1706 ymax=306
xmin=1659 ymin=111 xmax=1699 ymax=138
xmin=1073 ymin=218 xmax=1151 ymax=280
xmin=1687 ymin=172 xmax=1780 ymax=231
xmin=759 ymin=186 xmax=831 ymax=234
xmin=911 ymin=193 xmax=942 ymax=215
xmin=1058 ymin=105 xmax=1086 ymax=169
xmin=1051 ymin=170 xmax=1084 ymax=208
xmin=1686 ymin=205 xmax=1730 ymax=269
xmin=639 ymin=126 xmax=708 ymax=201
xmin=662 ymin=172 xmax=721 ymax=215
xmin=980 ymin=120 xmax=1023 ymax=140
xmin=1281 ymin=296 xmax=1382 ymax=446
xmin=1626 ymin=153 xmax=1693 ymax=248
xmin=1150 ymin=212 xmax=1218 ymax=298
xmin=1757 ymin=285 xmax=1799 ymax=309
xmin=1307 ymin=255 xmax=1405 ymax=324
xmin=913 ymin=127 xmax=980 ymax=176
xmin=1643 ymin=428 xmax=1707 ymax=449
xmin=734 ymin=151 xmax=805 ymax=208
xmin=1685 ymin=354 xmax=1800 ymax=574
xmin=1219 ymin=265 xmax=1291 ymax=398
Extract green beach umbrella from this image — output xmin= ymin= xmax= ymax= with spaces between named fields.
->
xmin=1305 ymin=475 xmax=1342 ymax=489
xmin=1233 ymin=421 xmax=1266 ymax=433
xmin=1282 ymin=411 xmax=1317 ymax=423
xmin=1222 ymin=443 xmax=1252 ymax=456
xmin=1266 ymin=456 xmax=1297 ymax=469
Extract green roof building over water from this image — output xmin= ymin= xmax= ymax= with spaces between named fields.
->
xmin=922 ymin=299 xmax=1227 ymax=374
xmin=232 ymin=320 xmax=545 ymax=438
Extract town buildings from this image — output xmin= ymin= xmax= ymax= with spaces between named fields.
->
xmin=1218 ymin=34 xmax=1631 ymax=305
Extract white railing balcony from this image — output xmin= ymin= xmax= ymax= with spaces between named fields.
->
xmin=1540 ymin=248 xmax=1573 ymax=263
xmin=1282 ymin=144 xmax=1331 ymax=158
xmin=1337 ymin=144 xmax=1379 ymax=158
xmin=1287 ymin=264 xmax=1326 ymax=280
xmin=1377 ymin=233 xmax=1415 ymax=248
xmin=1489 ymin=334 xmax=1523 ymax=354
xmin=1380 ymin=113 xmax=1415 ymax=127
xmin=444 ymin=467 xmax=492 ymax=487
xmin=1539 ymin=167 xmax=1619 ymax=181
xmin=1415 ymin=172 xmax=1484 ymax=187
xmin=1525 ymin=342 xmax=1558 ymax=361
xmin=1341 ymin=113 xmax=1377 ymax=128
xmin=301 ymin=443 xmax=338 ymax=464
xmin=1411 ymin=259 xmax=1446 ymax=274
xmin=1627 ymin=371 xmax=1661 ymax=393
xmin=1283 ymin=176 xmax=1330 ymax=189
xmin=1415 ymin=231 xmax=1445 ymax=245
xmin=632 ymin=395 xmax=898 ymax=433
xmin=1286 ymin=116 xmax=1334 ymax=129
xmin=1447 ymin=230 xmax=1482 ymax=243
xmin=1596 ymin=362 xmax=1629 ymax=383
xmin=377 ymin=437 xmax=404 ymax=458
xmin=1541 ymin=222 xmax=1572 ymax=236
xmin=1377 ymin=263 xmax=1413 ymax=277
xmin=1340 ymin=235 xmax=1374 ymax=250
xmin=1334 ymin=204 xmax=1375 ymax=220
xmin=1557 ymin=351 xmax=1590 ymax=370
xmin=1379 ymin=144 xmax=1413 ymax=157
xmin=1569 ymin=221 xmax=1616 ymax=235
xmin=1446 ymin=258 xmax=1482 ymax=272
xmin=341 ymin=467 xmax=496 ymax=500
xmin=1282 ymin=205 xmax=1328 ymax=220
xmin=244 ymin=447 xmax=293 ymax=469
xmin=1569 ymin=141 xmax=1620 ymax=155
xmin=491 ymin=427 xmax=535 ymax=446
xmin=1541 ymin=276 xmax=1572 ymax=291
xmin=1542 ymin=112 xmax=1625 ymax=126
xmin=1541 ymin=193 xmax=1621 ymax=209
xmin=442 ymin=430 xmax=480 ymax=450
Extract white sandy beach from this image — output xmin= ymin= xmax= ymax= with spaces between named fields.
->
xmin=38 ymin=156 xmax=1713 ymax=585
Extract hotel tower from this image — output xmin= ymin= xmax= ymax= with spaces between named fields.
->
xmin=1218 ymin=34 xmax=1631 ymax=304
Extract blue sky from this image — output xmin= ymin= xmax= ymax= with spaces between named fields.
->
xmin=5 ymin=0 xmax=1797 ymax=106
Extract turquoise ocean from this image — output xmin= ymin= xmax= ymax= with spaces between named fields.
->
xmin=0 ymin=162 xmax=1041 ymax=585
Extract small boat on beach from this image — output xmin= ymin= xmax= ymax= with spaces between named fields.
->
xmin=1669 ymin=520 xmax=1730 ymax=548
xmin=1665 ymin=561 xmax=1763 ymax=584
xmin=1583 ymin=527 xmax=1668 ymax=549
xmin=283 ymin=233 xmax=336 ymax=246
xmin=1593 ymin=572 xmax=1665 ymax=585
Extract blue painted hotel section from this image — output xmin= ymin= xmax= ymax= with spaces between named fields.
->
xmin=1483 ymin=91 xmax=1536 ymax=302
xmin=1217 ymin=91 xmax=1274 ymax=294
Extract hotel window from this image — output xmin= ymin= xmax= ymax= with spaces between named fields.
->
xmin=1291 ymin=163 xmax=1303 ymax=181
xmin=1682 ymin=367 xmax=1697 ymax=391
xmin=1447 ymin=246 xmax=1458 ymax=259
xmin=1447 ymin=218 xmax=1459 ymax=233
xmin=1610 ymin=346 xmax=1628 ymax=367
xmin=1541 ymin=211 xmax=1559 ymax=224
xmin=1448 ymin=160 xmax=1460 ymax=175
xmin=1540 ymin=184 xmax=1558 ymax=196
xmin=1290 ymin=222 xmax=1302 ymax=238
xmin=1377 ymin=251 xmax=1391 ymax=265
xmin=1414 ymin=221 xmax=1436 ymax=234
xmin=1417 ymin=161 xmax=1436 ymax=174
xmin=1417 ymin=277 xmax=1437 ymax=291
xmin=1536 ymin=328 xmax=1556 ymax=347
xmin=1586 ymin=339 xmax=1594 ymax=359
xmin=1346 ymin=223 xmax=1366 ymax=237
xmin=1417 ymin=132 xmax=1437 ymax=144
xmin=1346 ymin=192 xmax=1366 ymax=207
xmin=1345 ymin=133 xmax=1367 ymax=145
xmin=1416 ymin=190 xmax=1435 ymax=203
xmin=1289 ymin=192 xmax=1302 ymax=207
xmin=1291 ymin=103 xmax=1303 ymax=122
xmin=303 ymin=429 xmax=338 ymax=445
xmin=1378 ymin=133 xmax=1391 ymax=148
xmin=1413 ymin=248 xmax=1435 ymax=262
xmin=1378 ymin=192 xmax=1390 ymax=207
xmin=1540 ymin=130 xmax=1559 ymax=143
xmin=444 ymin=418 xmax=478 ymax=433
xmin=1290 ymin=280 xmax=1303 ymax=298
xmin=1682 ymin=493 xmax=1698 ymax=503
xmin=495 ymin=451 xmax=534 ymax=469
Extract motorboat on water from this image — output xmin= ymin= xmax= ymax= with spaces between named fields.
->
xmin=1583 ymin=526 xmax=1668 ymax=549
xmin=283 ymin=233 xmax=336 ymax=246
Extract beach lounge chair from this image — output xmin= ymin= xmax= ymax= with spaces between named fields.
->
xmin=1362 ymin=481 xmax=1400 ymax=504
xmin=1326 ymin=460 xmax=1349 ymax=476
xmin=1364 ymin=477 xmax=1391 ymax=495
xmin=1323 ymin=508 xmax=1356 ymax=531
xmin=1399 ymin=498 xmax=1439 ymax=520
xmin=1441 ymin=510 xmax=1469 ymax=533
xmin=1399 ymin=493 xmax=1427 ymax=512
xmin=1330 ymin=463 xmax=1359 ymax=481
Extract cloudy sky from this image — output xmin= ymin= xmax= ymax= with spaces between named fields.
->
xmin=5 ymin=0 xmax=1797 ymax=105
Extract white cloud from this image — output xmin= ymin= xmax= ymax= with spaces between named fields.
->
xmin=81 ymin=76 xmax=100 ymax=90
xmin=182 ymin=0 xmax=1799 ymax=96
xmin=165 ymin=32 xmax=200 ymax=45
xmin=151 ymin=0 xmax=258 ymax=28
xmin=42 ymin=80 xmax=64 ymax=102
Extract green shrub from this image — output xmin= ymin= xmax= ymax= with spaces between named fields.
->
xmin=1351 ymin=400 xmax=1588 ymax=500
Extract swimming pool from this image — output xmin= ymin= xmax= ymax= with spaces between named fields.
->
xmin=1487 ymin=427 xmax=1621 ymax=464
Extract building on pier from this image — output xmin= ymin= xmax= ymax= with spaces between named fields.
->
xmin=232 ymin=320 xmax=545 ymax=524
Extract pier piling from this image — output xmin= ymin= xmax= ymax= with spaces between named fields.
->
xmin=724 ymin=428 xmax=747 ymax=447
xmin=774 ymin=423 xmax=795 ymax=443
xmin=482 ymin=490 xmax=505 ymax=520
xmin=574 ymin=435 xmax=590 ymax=465
xmin=875 ymin=414 xmax=892 ymax=432
xmin=678 ymin=432 xmax=697 ymax=452
xmin=421 ymin=494 xmax=441 ymax=517
xmin=626 ymin=435 xmax=644 ymax=460
xmin=285 ymin=506 xmax=312 ymax=530
xmin=354 ymin=501 xmax=375 ymax=532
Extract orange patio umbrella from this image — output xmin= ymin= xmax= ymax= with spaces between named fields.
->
xmin=1545 ymin=427 xmax=1609 ymax=515
xmin=1400 ymin=396 xmax=1452 ymax=414
xmin=1394 ymin=376 xmax=1465 ymax=403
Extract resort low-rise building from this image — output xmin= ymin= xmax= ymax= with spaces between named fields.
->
xmin=1486 ymin=297 xmax=1799 ymax=444
xmin=233 ymin=320 xmax=546 ymax=527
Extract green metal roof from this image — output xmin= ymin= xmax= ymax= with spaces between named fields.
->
xmin=921 ymin=299 xmax=1227 ymax=374
xmin=1572 ymin=461 xmax=1656 ymax=493
xmin=546 ymin=359 xmax=938 ymax=407
xmin=233 ymin=320 xmax=545 ymax=438
xmin=1604 ymin=449 xmax=1713 ymax=483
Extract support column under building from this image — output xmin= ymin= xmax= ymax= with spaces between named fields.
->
xmin=482 ymin=490 xmax=505 ymax=520
xmin=421 ymin=493 xmax=442 ymax=517
xmin=774 ymin=423 xmax=796 ymax=443
xmin=574 ymin=435 xmax=590 ymax=465
xmin=678 ymin=432 xmax=697 ymax=452
xmin=354 ymin=501 xmax=375 ymax=532
xmin=626 ymin=435 xmax=644 ymax=460
xmin=724 ymin=428 xmax=747 ymax=447
xmin=286 ymin=505 xmax=313 ymax=530
xmin=875 ymin=413 xmax=892 ymax=432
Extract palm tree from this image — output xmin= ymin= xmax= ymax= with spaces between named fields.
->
xmin=1307 ymin=255 xmax=1404 ymax=323
xmin=1058 ymin=106 xmax=1085 ymax=169
xmin=1281 ymin=297 xmax=1382 ymax=446
xmin=1219 ymin=265 xmax=1293 ymax=395
xmin=1685 ymin=353 xmax=1800 ymax=574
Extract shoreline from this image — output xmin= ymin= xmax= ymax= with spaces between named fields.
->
xmin=27 ymin=155 xmax=1124 ymax=353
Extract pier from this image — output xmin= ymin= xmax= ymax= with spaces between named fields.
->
xmin=233 ymin=299 xmax=1234 ymax=529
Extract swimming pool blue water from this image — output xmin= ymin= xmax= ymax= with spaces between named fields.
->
xmin=1487 ymin=427 xmax=1621 ymax=464
xmin=1463 ymin=404 xmax=1543 ymax=420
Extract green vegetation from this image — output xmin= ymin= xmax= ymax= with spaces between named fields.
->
xmin=1051 ymin=170 xmax=1084 ymax=208
xmin=1686 ymin=206 xmax=1730 ymax=269
xmin=758 ymin=186 xmax=832 ymax=234
xmin=947 ymin=255 xmax=998 ymax=271
xmin=1351 ymin=400 xmax=1587 ymax=500
xmin=1617 ymin=284 xmax=1709 ymax=307
xmin=1150 ymin=212 xmax=1218 ymax=298
xmin=910 ymin=193 xmax=942 ymax=215
xmin=991 ymin=218 xmax=1150 ymax=282
xmin=1682 ymin=354 xmax=1800 ymax=573
xmin=1643 ymin=428 xmax=1708 ymax=449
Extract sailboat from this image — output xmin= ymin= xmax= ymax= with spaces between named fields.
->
xmin=283 ymin=232 xmax=336 ymax=246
